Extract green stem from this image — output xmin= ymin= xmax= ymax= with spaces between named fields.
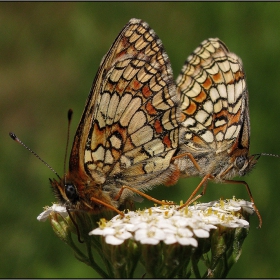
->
xmin=85 ymin=236 xmax=110 ymax=278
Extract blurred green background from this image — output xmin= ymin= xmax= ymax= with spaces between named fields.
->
xmin=1 ymin=2 xmax=280 ymax=278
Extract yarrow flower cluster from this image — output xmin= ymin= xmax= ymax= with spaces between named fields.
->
xmin=37 ymin=198 xmax=254 ymax=278
xmin=88 ymin=198 xmax=252 ymax=246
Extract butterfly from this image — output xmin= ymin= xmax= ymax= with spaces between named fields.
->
xmin=173 ymin=38 xmax=263 ymax=226
xmin=49 ymin=18 xmax=180 ymax=215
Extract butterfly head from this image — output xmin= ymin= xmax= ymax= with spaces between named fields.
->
xmin=233 ymin=153 xmax=260 ymax=177
xmin=50 ymin=177 xmax=80 ymax=209
xmin=218 ymin=148 xmax=280 ymax=181
xmin=217 ymin=150 xmax=260 ymax=181
xmin=49 ymin=175 xmax=125 ymax=216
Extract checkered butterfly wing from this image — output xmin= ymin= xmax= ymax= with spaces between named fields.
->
xmin=176 ymin=38 xmax=257 ymax=180
xmin=51 ymin=18 xmax=179 ymax=212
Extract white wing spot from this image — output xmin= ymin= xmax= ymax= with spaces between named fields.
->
xmin=201 ymin=130 xmax=214 ymax=143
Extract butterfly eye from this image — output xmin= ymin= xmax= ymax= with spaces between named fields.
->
xmin=235 ymin=156 xmax=246 ymax=170
xmin=65 ymin=183 xmax=79 ymax=203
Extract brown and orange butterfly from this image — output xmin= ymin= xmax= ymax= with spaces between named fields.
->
xmin=49 ymin=19 xmax=181 ymax=214
xmin=21 ymin=18 xmax=179 ymax=215
xmin=173 ymin=38 xmax=266 ymax=226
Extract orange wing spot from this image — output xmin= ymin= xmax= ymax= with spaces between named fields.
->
xmin=203 ymin=76 xmax=212 ymax=90
xmin=213 ymin=125 xmax=227 ymax=135
xmin=228 ymin=110 xmax=241 ymax=126
xmin=96 ymin=161 xmax=104 ymax=168
xmin=142 ymin=84 xmax=152 ymax=98
xmin=146 ymin=101 xmax=157 ymax=115
xmin=133 ymin=80 xmax=142 ymax=90
xmin=193 ymin=90 xmax=207 ymax=103
xmin=116 ymin=79 xmax=126 ymax=94
xmin=116 ymin=49 xmax=127 ymax=59
xmin=163 ymin=135 xmax=172 ymax=148
xmin=111 ymin=148 xmax=121 ymax=160
xmin=235 ymin=70 xmax=244 ymax=81
xmin=192 ymin=135 xmax=205 ymax=145
xmin=104 ymin=81 xmax=115 ymax=92
xmin=91 ymin=123 xmax=106 ymax=150
xmin=154 ymin=119 xmax=163 ymax=134
xmin=115 ymin=37 xmax=131 ymax=58
xmin=213 ymin=109 xmax=228 ymax=120
xmin=123 ymin=136 xmax=135 ymax=152
xmin=185 ymin=100 xmax=197 ymax=115
xmin=212 ymin=72 xmax=222 ymax=83
xmin=180 ymin=112 xmax=187 ymax=122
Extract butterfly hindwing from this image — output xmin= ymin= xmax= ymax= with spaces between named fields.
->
xmin=175 ymin=38 xmax=256 ymax=180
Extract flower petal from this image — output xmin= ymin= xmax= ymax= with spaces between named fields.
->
xmin=105 ymin=235 xmax=124 ymax=245
xmin=37 ymin=204 xmax=68 ymax=222
xmin=193 ymin=228 xmax=209 ymax=238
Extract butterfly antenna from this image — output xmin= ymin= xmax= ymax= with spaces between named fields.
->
xmin=64 ymin=109 xmax=73 ymax=180
xmin=253 ymin=152 xmax=280 ymax=159
xmin=9 ymin=132 xmax=61 ymax=179
xmin=260 ymin=153 xmax=280 ymax=158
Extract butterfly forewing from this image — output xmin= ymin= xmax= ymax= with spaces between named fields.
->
xmin=52 ymin=19 xmax=180 ymax=212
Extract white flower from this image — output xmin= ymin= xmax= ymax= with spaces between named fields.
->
xmin=164 ymin=233 xmax=178 ymax=245
xmin=175 ymin=227 xmax=197 ymax=246
xmin=90 ymin=227 xmax=116 ymax=236
xmin=38 ymin=198 xmax=253 ymax=247
xmin=177 ymin=236 xmax=198 ymax=247
xmin=105 ymin=229 xmax=133 ymax=245
xmin=88 ymin=198 xmax=254 ymax=247
xmin=105 ymin=235 xmax=124 ymax=245
xmin=193 ymin=228 xmax=210 ymax=238
xmin=134 ymin=226 xmax=166 ymax=245
xmin=89 ymin=218 xmax=134 ymax=245
xmin=37 ymin=204 xmax=68 ymax=222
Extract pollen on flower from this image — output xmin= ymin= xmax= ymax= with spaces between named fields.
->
xmin=184 ymin=207 xmax=189 ymax=216
xmin=98 ymin=218 xmax=108 ymax=229
xmin=147 ymin=230 xmax=155 ymax=238
xmin=220 ymin=213 xmax=225 ymax=221
xmin=236 ymin=212 xmax=241 ymax=218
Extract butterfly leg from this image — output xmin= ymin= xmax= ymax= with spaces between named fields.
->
xmin=177 ymin=174 xmax=213 ymax=210
xmin=223 ymin=180 xmax=262 ymax=228
xmin=172 ymin=152 xmax=202 ymax=172
xmin=66 ymin=207 xmax=84 ymax=243
xmin=114 ymin=185 xmax=175 ymax=205
xmin=88 ymin=196 xmax=125 ymax=217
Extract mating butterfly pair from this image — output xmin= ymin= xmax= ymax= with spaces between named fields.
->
xmin=48 ymin=19 xmax=261 ymax=225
